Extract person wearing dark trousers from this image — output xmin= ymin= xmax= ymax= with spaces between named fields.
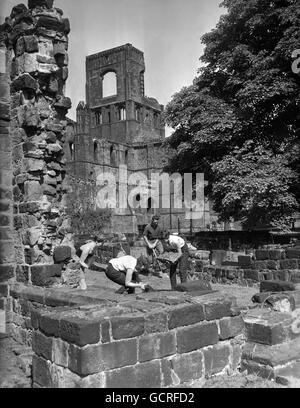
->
xmin=105 ymin=255 xmax=150 ymax=294
xmin=164 ymin=232 xmax=189 ymax=290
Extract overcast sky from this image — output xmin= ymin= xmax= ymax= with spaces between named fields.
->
xmin=1 ymin=0 xmax=225 ymax=131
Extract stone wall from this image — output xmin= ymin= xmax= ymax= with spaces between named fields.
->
xmin=0 ymin=0 xmax=74 ymax=303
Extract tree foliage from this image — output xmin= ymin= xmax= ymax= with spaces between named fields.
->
xmin=164 ymin=0 xmax=300 ymax=230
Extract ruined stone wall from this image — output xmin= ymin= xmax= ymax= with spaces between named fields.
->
xmin=0 ymin=0 xmax=72 ymax=295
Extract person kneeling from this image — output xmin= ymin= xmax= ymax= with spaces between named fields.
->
xmin=105 ymin=255 xmax=149 ymax=294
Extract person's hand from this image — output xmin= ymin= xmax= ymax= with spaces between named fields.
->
xmin=79 ymin=260 xmax=89 ymax=269
xmin=140 ymin=283 xmax=146 ymax=291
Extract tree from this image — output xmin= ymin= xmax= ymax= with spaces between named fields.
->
xmin=164 ymin=0 xmax=300 ymax=230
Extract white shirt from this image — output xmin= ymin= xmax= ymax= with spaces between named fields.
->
xmin=80 ymin=241 xmax=97 ymax=262
xmin=109 ymin=255 xmax=137 ymax=272
xmin=168 ymin=235 xmax=185 ymax=249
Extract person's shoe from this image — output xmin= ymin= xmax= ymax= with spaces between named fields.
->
xmin=126 ymin=288 xmax=135 ymax=294
xmin=115 ymin=286 xmax=127 ymax=294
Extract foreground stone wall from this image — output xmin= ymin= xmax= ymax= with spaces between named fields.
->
xmin=29 ymin=296 xmax=244 ymax=388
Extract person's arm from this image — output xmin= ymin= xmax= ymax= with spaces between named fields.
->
xmin=125 ymin=269 xmax=146 ymax=289
xmin=143 ymin=226 xmax=155 ymax=249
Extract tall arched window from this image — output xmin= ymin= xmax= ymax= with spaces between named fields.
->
xmin=94 ymin=140 xmax=98 ymax=162
xmin=102 ymin=72 xmax=117 ymax=98
xmin=140 ymin=71 xmax=145 ymax=96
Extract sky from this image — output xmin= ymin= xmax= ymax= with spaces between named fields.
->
xmin=1 ymin=0 xmax=225 ymax=133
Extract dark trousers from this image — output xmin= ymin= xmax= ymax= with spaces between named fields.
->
xmin=105 ymin=264 xmax=140 ymax=287
xmin=169 ymin=244 xmax=189 ymax=289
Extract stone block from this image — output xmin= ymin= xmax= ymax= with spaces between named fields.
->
xmin=104 ymin=366 xmax=137 ymax=389
xmin=60 ymin=317 xmax=100 ymax=346
xmin=31 ymin=264 xmax=62 ymax=287
xmin=286 ymin=249 xmax=300 ymax=259
xmin=16 ymin=265 xmax=29 ymax=283
xmin=174 ymin=279 xmax=212 ymax=294
xmin=32 ymin=355 xmax=52 ymax=387
xmin=32 ymin=330 xmax=53 ymax=360
xmin=219 ymin=316 xmax=245 ymax=340
xmin=16 ymin=53 xmax=38 ymax=75
xmin=0 ymin=241 xmax=15 ymax=265
xmin=138 ymin=332 xmax=176 ymax=362
xmin=24 ymin=158 xmax=45 ymax=172
xmin=12 ymin=73 xmax=38 ymax=92
xmin=253 ymin=261 xmax=268 ymax=270
xmin=54 ymin=96 xmax=71 ymax=110
xmin=280 ymin=259 xmax=299 ymax=270
xmin=238 ymin=255 xmax=253 ymax=267
xmin=255 ymin=250 xmax=270 ymax=260
xmin=110 ymin=316 xmax=145 ymax=340
xmin=269 ymin=249 xmax=285 ymax=260
xmin=53 ymin=246 xmax=71 ymax=263
xmin=69 ymin=339 xmax=137 ymax=376
xmin=171 ymin=351 xmax=203 ymax=383
xmin=52 ymin=338 xmax=69 ymax=368
xmin=168 ymin=304 xmax=205 ymax=330
xmin=203 ymin=343 xmax=231 ymax=376
xmin=23 ymin=227 xmax=41 ymax=246
xmin=260 ymin=280 xmax=295 ymax=293
xmin=100 ymin=320 xmax=110 ymax=343
xmin=244 ymin=269 xmax=261 ymax=281
xmin=244 ymin=309 xmax=296 ymax=345
xmin=177 ymin=321 xmax=219 ymax=354
xmin=39 ymin=313 xmax=60 ymax=337
xmin=203 ymin=297 xmax=235 ymax=321
xmin=0 ymin=283 xmax=9 ymax=297
xmin=144 ymin=310 xmax=168 ymax=334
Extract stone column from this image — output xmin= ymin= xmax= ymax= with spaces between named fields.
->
xmin=2 ymin=0 xmax=72 ymax=288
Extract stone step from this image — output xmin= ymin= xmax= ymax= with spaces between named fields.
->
xmin=244 ymin=308 xmax=300 ymax=345
xmin=275 ymin=361 xmax=300 ymax=387
xmin=242 ymin=337 xmax=300 ymax=368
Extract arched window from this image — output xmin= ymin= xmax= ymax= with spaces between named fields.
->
xmin=69 ymin=142 xmax=74 ymax=160
xmin=94 ymin=140 xmax=98 ymax=161
xmin=95 ymin=111 xmax=102 ymax=125
xmin=102 ymin=72 xmax=117 ymax=98
xmin=147 ymin=198 xmax=153 ymax=213
xmin=135 ymin=104 xmax=142 ymax=121
xmin=125 ymin=150 xmax=128 ymax=165
xmin=140 ymin=71 xmax=145 ymax=96
xmin=118 ymin=106 xmax=126 ymax=121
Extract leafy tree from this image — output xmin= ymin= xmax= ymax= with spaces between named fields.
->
xmin=164 ymin=0 xmax=300 ymax=230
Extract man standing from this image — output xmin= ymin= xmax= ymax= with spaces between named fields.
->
xmin=105 ymin=254 xmax=150 ymax=294
xmin=163 ymin=232 xmax=189 ymax=290
xmin=143 ymin=215 xmax=164 ymax=273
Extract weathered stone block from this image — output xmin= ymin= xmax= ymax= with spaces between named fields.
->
xmin=144 ymin=310 xmax=168 ymax=334
xmin=0 ymin=241 xmax=15 ymax=265
xmin=138 ymin=332 xmax=176 ymax=362
xmin=32 ymin=330 xmax=53 ymax=360
xmin=238 ymin=255 xmax=253 ymax=266
xmin=244 ymin=269 xmax=261 ymax=281
xmin=255 ymin=250 xmax=270 ymax=260
xmin=16 ymin=265 xmax=29 ymax=283
xmin=31 ymin=264 xmax=62 ymax=287
xmin=60 ymin=317 xmax=100 ymax=346
xmin=100 ymin=320 xmax=110 ymax=343
xmin=104 ymin=366 xmax=136 ymax=389
xmin=177 ymin=322 xmax=219 ymax=354
xmin=168 ymin=304 xmax=205 ymax=330
xmin=286 ymin=249 xmax=300 ymax=259
xmin=16 ymin=53 xmax=38 ymax=75
xmin=269 ymin=249 xmax=285 ymax=260
xmin=23 ymin=227 xmax=41 ymax=246
xmin=260 ymin=280 xmax=295 ymax=293
xmin=53 ymin=246 xmax=71 ymax=263
xmin=32 ymin=355 xmax=52 ymax=387
xmin=110 ymin=316 xmax=145 ymax=340
xmin=253 ymin=260 xmax=268 ymax=270
xmin=280 ymin=259 xmax=299 ymax=270
xmin=171 ymin=351 xmax=203 ymax=383
xmin=12 ymin=73 xmax=38 ymax=92
xmin=203 ymin=297 xmax=235 ymax=321
xmin=54 ymin=96 xmax=71 ymax=110
xmin=52 ymin=338 xmax=69 ymax=368
xmin=219 ymin=316 xmax=245 ymax=340
xmin=203 ymin=343 xmax=231 ymax=376
xmin=24 ymin=158 xmax=45 ymax=173
xmin=244 ymin=309 xmax=295 ymax=346
xmin=39 ymin=313 xmax=60 ymax=337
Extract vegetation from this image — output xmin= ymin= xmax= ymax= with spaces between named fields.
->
xmin=164 ymin=0 xmax=300 ymax=230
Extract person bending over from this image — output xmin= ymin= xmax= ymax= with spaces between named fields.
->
xmin=77 ymin=236 xmax=101 ymax=290
xmin=163 ymin=232 xmax=189 ymax=290
xmin=105 ymin=255 xmax=149 ymax=294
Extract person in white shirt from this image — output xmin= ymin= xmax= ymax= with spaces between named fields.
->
xmin=77 ymin=236 xmax=101 ymax=290
xmin=105 ymin=255 xmax=150 ymax=294
xmin=164 ymin=232 xmax=189 ymax=290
